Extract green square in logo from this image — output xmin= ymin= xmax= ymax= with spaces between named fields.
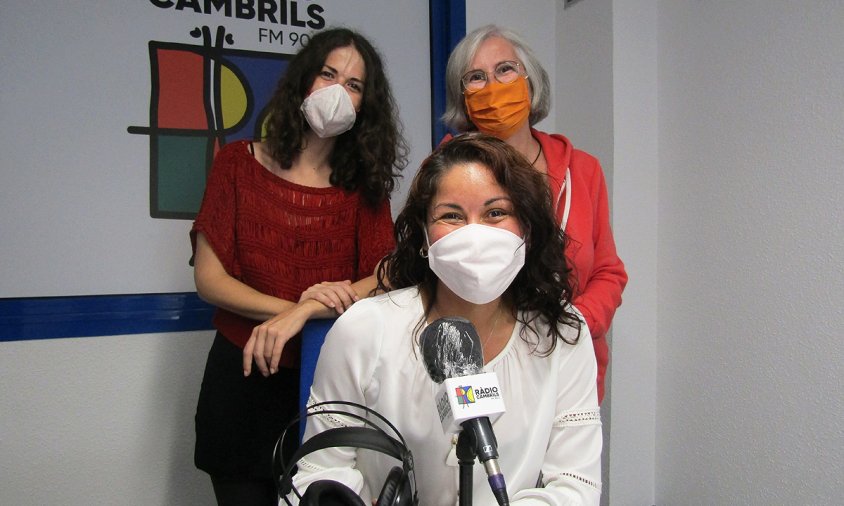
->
xmin=152 ymin=135 xmax=211 ymax=218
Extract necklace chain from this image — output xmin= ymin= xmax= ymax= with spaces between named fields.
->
xmin=530 ymin=142 xmax=543 ymax=166
xmin=482 ymin=304 xmax=503 ymax=350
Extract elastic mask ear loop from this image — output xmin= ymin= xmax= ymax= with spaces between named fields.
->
xmin=419 ymin=226 xmax=431 ymax=258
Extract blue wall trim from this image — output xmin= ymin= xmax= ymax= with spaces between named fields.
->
xmin=430 ymin=0 xmax=466 ymax=147
xmin=0 ymin=292 xmax=215 ymax=342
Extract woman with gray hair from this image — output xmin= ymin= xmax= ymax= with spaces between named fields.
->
xmin=443 ymin=25 xmax=627 ymax=403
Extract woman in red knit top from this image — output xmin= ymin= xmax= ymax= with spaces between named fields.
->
xmin=442 ymin=25 xmax=627 ymax=403
xmin=190 ymin=28 xmax=407 ymax=505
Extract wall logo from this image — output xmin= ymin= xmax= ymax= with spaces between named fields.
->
xmin=128 ymin=25 xmax=292 ymax=219
xmin=455 ymin=385 xmax=476 ymax=406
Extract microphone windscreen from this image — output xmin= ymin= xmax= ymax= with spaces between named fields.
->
xmin=420 ymin=317 xmax=484 ymax=383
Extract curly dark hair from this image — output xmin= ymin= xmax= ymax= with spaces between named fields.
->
xmin=261 ymin=28 xmax=408 ymax=206
xmin=377 ymin=133 xmax=581 ymax=351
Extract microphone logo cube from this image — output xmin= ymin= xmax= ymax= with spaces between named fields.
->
xmin=434 ymin=372 xmax=506 ymax=433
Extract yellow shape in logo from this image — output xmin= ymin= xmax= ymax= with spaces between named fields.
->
xmin=220 ymin=64 xmax=247 ymax=129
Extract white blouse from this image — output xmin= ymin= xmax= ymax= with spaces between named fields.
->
xmin=290 ymin=287 xmax=602 ymax=506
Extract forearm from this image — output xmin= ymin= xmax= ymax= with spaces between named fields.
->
xmin=195 ymin=271 xmax=294 ymax=322
xmin=194 ymin=232 xmax=297 ymax=321
xmin=242 ymin=275 xmax=380 ymax=376
xmin=199 ymin=270 xmax=378 ymax=323
xmin=301 ymin=274 xmax=380 ymax=319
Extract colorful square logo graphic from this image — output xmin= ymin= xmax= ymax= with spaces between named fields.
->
xmin=455 ymin=385 xmax=476 ymax=406
xmin=129 ymin=27 xmax=291 ymax=219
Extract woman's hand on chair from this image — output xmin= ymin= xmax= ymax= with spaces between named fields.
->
xmin=243 ymin=300 xmax=321 ymax=377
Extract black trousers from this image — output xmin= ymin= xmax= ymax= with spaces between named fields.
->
xmin=195 ymin=332 xmax=300 ymax=486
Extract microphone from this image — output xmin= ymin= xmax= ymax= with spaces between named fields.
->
xmin=420 ymin=317 xmax=509 ymax=506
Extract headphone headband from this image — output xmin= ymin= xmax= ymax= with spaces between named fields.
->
xmin=275 ymin=401 xmax=417 ymax=505
xmin=287 ymin=426 xmax=409 ymax=471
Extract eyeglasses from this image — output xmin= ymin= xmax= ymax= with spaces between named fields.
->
xmin=461 ymin=61 xmax=523 ymax=91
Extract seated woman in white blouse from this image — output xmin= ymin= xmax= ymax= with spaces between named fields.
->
xmin=290 ymin=133 xmax=602 ymax=505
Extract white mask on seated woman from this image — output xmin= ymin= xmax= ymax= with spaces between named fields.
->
xmin=426 ymin=224 xmax=526 ymax=304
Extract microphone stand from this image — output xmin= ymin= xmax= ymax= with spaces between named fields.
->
xmin=456 ymin=429 xmax=476 ymax=506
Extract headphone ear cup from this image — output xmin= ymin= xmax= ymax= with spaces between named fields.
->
xmin=279 ymin=423 xmax=414 ymax=505
xmin=375 ymin=466 xmax=403 ymax=506
xmin=299 ymin=479 xmax=367 ymax=506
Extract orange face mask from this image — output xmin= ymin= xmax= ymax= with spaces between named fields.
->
xmin=463 ymin=76 xmax=530 ymax=140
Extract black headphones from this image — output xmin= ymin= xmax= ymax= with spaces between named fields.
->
xmin=275 ymin=401 xmax=418 ymax=506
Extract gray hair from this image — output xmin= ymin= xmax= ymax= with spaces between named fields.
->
xmin=441 ymin=25 xmax=551 ymax=132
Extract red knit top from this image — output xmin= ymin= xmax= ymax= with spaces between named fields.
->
xmin=190 ymin=140 xmax=396 ymax=368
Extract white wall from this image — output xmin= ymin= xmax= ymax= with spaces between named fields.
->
xmin=654 ymin=1 xmax=843 ymax=503
xmin=0 ymin=331 xmax=216 ymax=505
xmin=556 ymin=0 xmax=614 ymax=181
xmin=609 ymin=0 xmax=659 ymax=504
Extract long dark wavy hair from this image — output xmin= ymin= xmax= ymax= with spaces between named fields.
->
xmin=377 ymin=133 xmax=581 ymax=351
xmin=262 ymin=28 xmax=408 ymax=206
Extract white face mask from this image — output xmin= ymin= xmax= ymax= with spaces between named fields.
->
xmin=300 ymin=84 xmax=357 ymax=138
xmin=426 ymin=224 xmax=526 ymax=305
